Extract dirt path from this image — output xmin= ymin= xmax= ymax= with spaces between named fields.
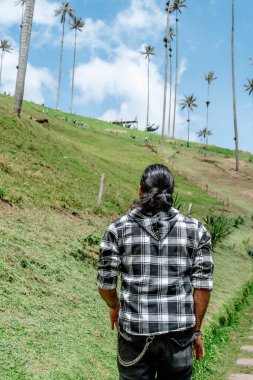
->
xmin=167 ymin=149 xmax=253 ymax=215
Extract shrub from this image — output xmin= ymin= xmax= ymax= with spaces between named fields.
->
xmin=0 ymin=186 xmax=7 ymax=198
xmin=203 ymin=211 xmax=232 ymax=249
xmin=233 ymin=215 xmax=245 ymax=228
xmin=71 ymin=233 xmax=101 ymax=267
xmin=173 ymin=192 xmax=183 ymax=211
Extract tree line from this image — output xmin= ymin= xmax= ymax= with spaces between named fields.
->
xmin=0 ymin=0 xmax=253 ymax=172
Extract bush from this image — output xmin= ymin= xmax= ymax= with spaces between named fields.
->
xmin=173 ymin=192 xmax=183 ymax=211
xmin=233 ymin=215 xmax=245 ymax=228
xmin=70 ymin=233 xmax=101 ymax=267
xmin=0 ymin=186 xmax=7 ymax=198
xmin=203 ymin=211 xmax=232 ymax=249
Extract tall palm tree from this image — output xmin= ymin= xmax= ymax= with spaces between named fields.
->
xmin=69 ymin=16 xmax=85 ymax=114
xmin=167 ymin=27 xmax=175 ymax=137
xmin=244 ymin=78 xmax=253 ymax=104
xmin=197 ymin=129 xmax=204 ymax=143
xmin=170 ymin=0 xmax=186 ymax=139
xmin=231 ymin=0 xmax=239 ymax=171
xmin=0 ymin=40 xmax=12 ymax=91
xmin=204 ymin=71 xmax=217 ymax=130
xmin=55 ymin=1 xmax=74 ymax=110
xmin=141 ymin=45 xmax=155 ymax=129
xmin=161 ymin=1 xmax=171 ymax=152
xmin=14 ymin=0 xmax=35 ymax=117
xmin=203 ymin=127 xmax=213 ymax=145
xmin=197 ymin=128 xmax=212 ymax=145
xmin=180 ymin=94 xmax=197 ymax=147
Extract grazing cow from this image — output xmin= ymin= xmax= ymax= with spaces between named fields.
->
xmin=29 ymin=116 xmax=49 ymax=125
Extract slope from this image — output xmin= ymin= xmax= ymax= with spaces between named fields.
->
xmin=0 ymin=94 xmax=252 ymax=380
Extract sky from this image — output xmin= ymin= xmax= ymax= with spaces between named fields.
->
xmin=0 ymin=0 xmax=253 ymax=153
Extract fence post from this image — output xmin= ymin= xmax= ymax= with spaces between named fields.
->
xmin=188 ymin=203 xmax=192 ymax=215
xmin=97 ymin=173 xmax=105 ymax=208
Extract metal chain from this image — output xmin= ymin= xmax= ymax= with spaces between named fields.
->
xmin=117 ymin=335 xmax=155 ymax=367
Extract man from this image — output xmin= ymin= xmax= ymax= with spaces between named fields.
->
xmin=98 ymin=164 xmax=213 ymax=380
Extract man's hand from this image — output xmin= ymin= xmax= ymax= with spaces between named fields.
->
xmin=193 ymin=335 xmax=205 ymax=362
xmin=110 ymin=301 xmax=120 ymax=331
xmin=99 ymin=288 xmax=120 ymax=331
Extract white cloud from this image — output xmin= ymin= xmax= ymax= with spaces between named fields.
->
xmin=0 ymin=51 xmax=56 ymax=104
xmin=114 ymin=0 xmax=165 ymax=38
xmin=73 ymin=45 xmax=188 ymax=139
xmin=64 ymin=0 xmax=167 ymax=55
xmin=0 ymin=0 xmax=59 ymax=27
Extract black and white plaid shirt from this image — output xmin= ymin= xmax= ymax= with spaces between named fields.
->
xmin=97 ymin=207 xmax=213 ymax=336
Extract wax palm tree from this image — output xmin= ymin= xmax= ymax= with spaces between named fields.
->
xmin=141 ymin=45 xmax=155 ymax=129
xmin=69 ymin=16 xmax=85 ymax=114
xmin=197 ymin=129 xmax=204 ymax=143
xmin=0 ymin=40 xmax=13 ymax=91
xmin=244 ymin=78 xmax=253 ymax=104
xmin=203 ymin=127 xmax=213 ymax=145
xmin=204 ymin=71 xmax=217 ymax=130
xmin=55 ymin=1 xmax=74 ymax=110
xmin=231 ymin=0 xmax=239 ymax=171
xmin=180 ymin=94 xmax=197 ymax=147
xmin=161 ymin=1 xmax=172 ymax=152
xmin=170 ymin=0 xmax=186 ymax=139
xmin=14 ymin=0 xmax=35 ymax=117
xmin=166 ymin=27 xmax=175 ymax=137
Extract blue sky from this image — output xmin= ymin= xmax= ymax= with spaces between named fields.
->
xmin=0 ymin=0 xmax=252 ymax=153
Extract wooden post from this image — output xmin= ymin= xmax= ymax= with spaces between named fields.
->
xmin=188 ymin=203 xmax=192 ymax=215
xmin=97 ymin=173 xmax=105 ymax=208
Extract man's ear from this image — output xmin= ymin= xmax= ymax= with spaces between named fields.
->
xmin=138 ymin=185 xmax=143 ymax=196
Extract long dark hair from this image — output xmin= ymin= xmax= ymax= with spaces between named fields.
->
xmin=138 ymin=164 xmax=174 ymax=213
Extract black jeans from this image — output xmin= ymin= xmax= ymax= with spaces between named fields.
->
xmin=117 ymin=329 xmax=194 ymax=380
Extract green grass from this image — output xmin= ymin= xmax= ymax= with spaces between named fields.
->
xmin=0 ymin=94 xmax=253 ymax=379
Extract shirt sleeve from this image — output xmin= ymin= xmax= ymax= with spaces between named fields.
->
xmin=191 ymin=223 xmax=214 ymax=290
xmin=97 ymin=223 xmax=121 ymax=290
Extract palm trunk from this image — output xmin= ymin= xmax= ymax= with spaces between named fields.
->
xmin=206 ymin=102 xmax=209 ymax=130
xmin=0 ymin=51 xmax=3 ymax=90
xmin=172 ymin=12 xmax=179 ymax=139
xmin=14 ymin=0 xmax=35 ymax=117
xmin=206 ymin=83 xmax=209 ymax=129
xmin=161 ymin=9 xmax=170 ymax=152
xmin=70 ymin=28 xmax=77 ymax=114
xmin=231 ymin=0 xmax=239 ymax=171
xmin=168 ymin=47 xmax=173 ymax=137
xmin=56 ymin=19 xmax=65 ymax=110
xmin=146 ymin=56 xmax=150 ymax=128
xmin=187 ymin=106 xmax=190 ymax=147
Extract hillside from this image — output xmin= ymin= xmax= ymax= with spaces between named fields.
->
xmin=0 ymin=94 xmax=253 ymax=380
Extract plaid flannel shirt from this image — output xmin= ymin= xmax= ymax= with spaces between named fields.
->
xmin=97 ymin=207 xmax=213 ymax=336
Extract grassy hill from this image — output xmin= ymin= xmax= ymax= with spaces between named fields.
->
xmin=0 ymin=94 xmax=253 ymax=379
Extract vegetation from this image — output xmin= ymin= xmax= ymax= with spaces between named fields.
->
xmin=180 ymin=94 xmax=197 ymax=147
xmin=203 ymin=211 xmax=232 ymax=249
xmin=14 ymin=0 xmax=35 ymax=117
xmin=140 ymin=45 xmax=155 ymax=130
xmin=0 ymin=40 xmax=13 ymax=90
xmin=170 ymin=0 xmax=186 ymax=138
xmin=69 ymin=16 xmax=85 ymax=114
xmin=197 ymin=127 xmax=212 ymax=145
xmin=55 ymin=1 xmax=74 ymax=110
xmin=203 ymin=71 xmax=217 ymax=136
xmin=193 ymin=279 xmax=253 ymax=380
xmin=166 ymin=26 xmax=175 ymax=137
xmin=244 ymin=78 xmax=253 ymax=100
xmin=1 ymin=94 xmax=253 ymax=379
xmin=231 ymin=0 xmax=239 ymax=171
